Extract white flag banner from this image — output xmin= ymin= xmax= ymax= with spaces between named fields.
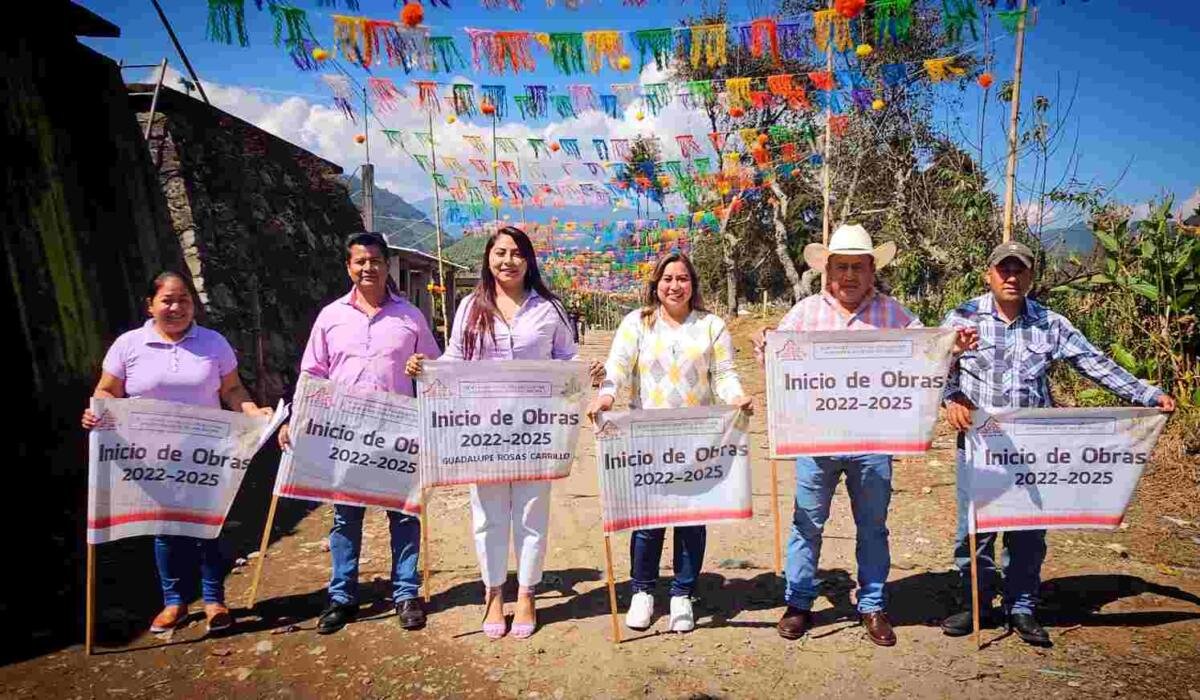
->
xmin=595 ymin=405 xmax=752 ymax=534
xmin=967 ymin=407 xmax=1168 ymax=532
xmin=87 ymin=397 xmax=287 ymax=544
xmin=417 ymin=360 xmax=588 ymax=487
xmin=765 ymin=328 xmax=956 ymax=457
xmin=274 ymin=374 xmax=423 ymax=515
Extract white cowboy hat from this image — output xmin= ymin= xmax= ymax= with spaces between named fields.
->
xmin=802 ymin=223 xmax=897 ymax=272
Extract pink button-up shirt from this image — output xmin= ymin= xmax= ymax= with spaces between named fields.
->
xmin=102 ymin=320 xmax=238 ymax=408
xmin=777 ymin=290 xmax=922 ymax=331
xmin=300 ymin=289 xmax=441 ymax=396
xmin=443 ymin=290 xmax=577 ymax=361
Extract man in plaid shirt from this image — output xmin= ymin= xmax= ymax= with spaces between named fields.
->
xmin=940 ymin=241 xmax=1176 ymax=646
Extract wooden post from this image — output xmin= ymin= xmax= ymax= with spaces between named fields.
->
xmin=969 ymin=502 xmax=982 ymax=650
xmin=770 ymin=460 xmax=783 ymax=575
xmin=761 ymin=289 xmax=768 ymax=319
xmin=427 ymin=113 xmax=449 ymax=344
xmin=1001 ymin=0 xmax=1030 ymax=243
xmin=84 ymin=544 xmax=96 ymax=656
xmin=820 ymin=0 xmax=834 ymax=246
xmin=602 ymin=535 xmax=621 ymax=644
xmin=421 ymin=488 xmax=432 ymax=603
xmin=244 ymin=493 xmax=280 ymax=609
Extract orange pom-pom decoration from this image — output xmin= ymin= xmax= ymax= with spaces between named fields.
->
xmin=550 ymin=141 xmax=561 ymax=152
xmin=617 ymin=55 xmax=632 ymax=71
xmin=480 ymin=100 xmax=496 ymax=116
xmin=978 ymin=72 xmax=994 ymax=89
xmin=311 ymin=47 xmax=329 ymax=62
xmin=729 ymin=106 xmax=745 ymax=118
xmin=756 ymin=133 xmax=769 ymax=145
xmin=354 ymin=134 xmax=366 ymax=144
xmin=446 ymin=115 xmax=457 ymax=124
xmin=835 ymin=0 xmax=866 ymax=19
xmin=400 ymin=2 xmax=424 ymax=28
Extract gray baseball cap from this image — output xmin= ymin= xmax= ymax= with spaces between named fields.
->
xmin=987 ymin=241 xmax=1035 ymax=269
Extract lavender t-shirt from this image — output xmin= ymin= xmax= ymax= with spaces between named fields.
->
xmin=102 ymin=320 xmax=237 ymax=408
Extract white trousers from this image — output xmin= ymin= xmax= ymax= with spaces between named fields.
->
xmin=469 ymin=480 xmax=552 ymax=588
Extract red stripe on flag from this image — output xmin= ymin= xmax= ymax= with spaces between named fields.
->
xmin=603 ymin=508 xmax=753 ymax=533
xmin=88 ymin=510 xmax=224 ymax=529
xmin=423 ymin=473 xmax=565 ymax=487
xmin=775 ymin=440 xmax=932 ymax=455
xmin=278 ymin=484 xmax=422 ymax=513
xmin=976 ymin=513 xmax=1122 ymax=529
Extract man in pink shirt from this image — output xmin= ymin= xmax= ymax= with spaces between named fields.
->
xmin=754 ymin=224 xmax=974 ymax=647
xmin=280 ymin=232 xmax=441 ymax=634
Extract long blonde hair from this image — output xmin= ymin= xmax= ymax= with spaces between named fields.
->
xmin=640 ymin=252 xmax=707 ymax=325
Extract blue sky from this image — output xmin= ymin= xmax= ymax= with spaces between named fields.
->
xmin=79 ymin=0 xmax=1199 ymax=231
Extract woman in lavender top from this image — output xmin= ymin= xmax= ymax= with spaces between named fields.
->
xmin=81 ymin=272 xmax=273 ymax=635
xmin=407 ymin=227 xmax=585 ymax=640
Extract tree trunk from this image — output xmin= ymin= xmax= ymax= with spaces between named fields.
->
xmin=719 ymin=196 xmax=739 ymax=315
xmin=767 ymin=181 xmax=805 ymax=302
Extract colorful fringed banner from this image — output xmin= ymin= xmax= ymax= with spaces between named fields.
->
xmin=829 ymin=114 xmax=850 ymax=137
xmin=528 ymin=138 xmax=549 ymax=158
xmin=317 ymin=0 xmax=361 ymax=9
xmin=777 ymin=21 xmax=811 ymax=62
xmin=289 ymin=39 xmax=322 ymax=71
xmin=469 ymin=158 xmax=489 ymax=174
xmin=851 ymin=88 xmax=874 ymax=111
xmin=813 ymin=90 xmax=842 ymax=113
xmin=513 ymin=95 xmax=535 ymax=119
xmin=689 ymin=23 xmax=728 ymax=68
xmin=584 ymin=162 xmax=602 ymax=176
xmin=331 ymin=15 xmax=367 ymax=64
xmin=499 ymin=161 xmax=518 ymax=178
xmin=611 ymin=83 xmax=639 ymax=107
xmin=583 ymin=30 xmax=624 ymax=72
xmin=593 ymin=138 xmax=610 ymax=160
xmin=412 ymin=153 xmax=431 ymax=171
xmin=414 ymin=80 xmax=441 ymax=112
xmin=725 ymin=77 xmax=752 ymax=108
xmin=549 ymin=33 xmax=586 ymax=74
xmin=464 ymin=134 xmax=488 ymax=153
xmin=808 ymin=71 xmax=835 ymax=91
xmin=525 ymin=85 xmax=549 ymax=118
xmin=600 ymin=94 xmax=618 ymax=118
xmin=645 ymin=83 xmax=672 ymax=108
xmin=381 ymin=129 xmax=406 ymax=149
xmin=780 ymin=143 xmax=798 ymax=162
xmin=496 ymin=137 xmax=519 ymax=153
xmin=738 ymin=129 xmax=760 ymax=148
xmin=749 ymin=90 xmax=771 ymax=110
xmin=881 ymin=63 xmax=908 ymax=87
xmin=551 ymin=95 xmax=577 ymax=119
xmin=686 ymin=80 xmax=716 ymax=105
xmin=207 ymin=0 xmax=249 ymax=47
xmin=997 ymin=9 xmax=1028 ymax=34
xmin=746 ymin=17 xmax=780 ymax=62
xmin=413 ymin=131 xmax=434 ymax=147
xmin=766 ymin=74 xmax=795 ymax=98
xmin=560 ymin=139 xmax=582 ymax=159
xmin=568 ymin=85 xmax=598 ymax=113
xmin=694 ymin=157 xmax=711 ymax=175
xmin=451 ymin=83 xmax=477 ymax=116
xmin=443 ymin=157 xmax=467 ymax=175
xmin=923 ymin=56 xmax=965 ymax=82
xmin=609 ymin=163 xmax=628 ymax=178
xmin=875 ymin=0 xmax=914 ymax=45
xmin=430 ymin=36 xmax=468 ymax=72
xmin=644 ymin=93 xmax=663 ymax=116
xmin=506 ymin=181 xmax=524 ymax=200
xmin=269 ymin=4 xmax=313 ymax=51
xmin=611 ymin=139 xmax=632 ymax=160
xmin=431 ymin=173 xmax=449 ymax=189
xmin=465 ymin=29 xmax=536 ymax=74
xmin=707 ymin=132 xmax=725 ymax=152
xmin=320 ymin=74 xmax=356 ymax=121
xmin=369 ymin=77 xmax=407 ymax=114
xmin=632 ymin=28 xmax=675 ymax=70
xmin=676 ymin=135 xmax=702 ymax=158
xmin=526 ymin=162 xmax=546 ymax=178
xmin=943 ymin=0 xmax=979 ymax=42
xmin=813 ymin=9 xmax=853 ymax=53
xmin=480 ymin=180 xmax=499 ymax=197
xmin=481 ymin=85 xmax=507 ymax=118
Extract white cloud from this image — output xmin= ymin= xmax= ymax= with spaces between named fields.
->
xmin=1176 ymin=186 xmax=1200 ymax=219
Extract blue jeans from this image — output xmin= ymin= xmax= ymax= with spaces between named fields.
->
xmin=329 ymin=504 xmax=421 ymax=605
xmin=154 ymin=535 xmax=225 ymax=606
xmin=630 ymin=526 xmax=706 ymax=597
xmin=954 ymin=447 xmax=1046 ymax=615
xmin=785 ymin=454 xmax=892 ymax=613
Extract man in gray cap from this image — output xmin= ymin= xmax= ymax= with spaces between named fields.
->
xmin=939 ymin=241 xmax=1176 ymax=645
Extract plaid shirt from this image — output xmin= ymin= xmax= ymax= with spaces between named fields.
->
xmin=941 ymin=293 xmax=1162 ymax=409
xmin=777 ymin=290 xmax=923 ymax=331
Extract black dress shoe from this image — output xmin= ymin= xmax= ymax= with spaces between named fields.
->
xmin=317 ymin=602 xmax=357 ymax=635
xmin=1009 ymin=612 xmax=1051 ymax=646
xmin=397 ymin=598 xmax=426 ymax=630
xmin=941 ymin=607 xmax=1000 ymax=637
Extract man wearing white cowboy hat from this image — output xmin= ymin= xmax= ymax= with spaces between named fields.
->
xmin=754 ymin=223 xmax=975 ymax=647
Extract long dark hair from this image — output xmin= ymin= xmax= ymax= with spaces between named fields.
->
xmin=640 ymin=252 xmax=707 ymax=325
xmin=462 ymin=226 xmax=567 ymax=359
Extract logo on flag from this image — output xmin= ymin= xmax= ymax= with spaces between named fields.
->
xmin=595 ymin=420 xmax=622 ymax=440
xmin=775 ymin=339 xmax=807 ymax=361
xmin=977 ymin=417 xmax=1004 ymax=437
xmin=421 ymin=379 xmax=454 ymax=399
xmin=304 ymin=385 xmax=335 ymax=408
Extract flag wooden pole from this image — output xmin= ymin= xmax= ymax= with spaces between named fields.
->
xmin=1000 ymin=0 xmax=1030 ymax=243
xmin=84 ymin=544 xmax=96 ymax=655
xmin=602 ymin=535 xmax=621 ymax=644
xmin=770 ymin=460 xmax=783 ymax=575
xmin=820 ymin=0 xmax=834 ymax=246
xmin=421 ymin=488 xmax=432 ymax=603
xmin=969 ymin=502 xmax=982 ymax=650
xmin=244 ymin=493 xmax=280 ymax=609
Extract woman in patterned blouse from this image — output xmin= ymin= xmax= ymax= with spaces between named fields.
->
xmin=586 ymin=252 xmax=752 ymax=633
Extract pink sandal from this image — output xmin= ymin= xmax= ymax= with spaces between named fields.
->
xmin=511 ymin=590 xmax=537 ymax=639
xmin=483 ymin=587 xmax=506 ymax=640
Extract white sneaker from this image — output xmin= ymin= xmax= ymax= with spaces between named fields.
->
xmin=625 ymin=591 xmax=654 ymax=630
xmin=669 ymin=595 xmax=694 ymax=633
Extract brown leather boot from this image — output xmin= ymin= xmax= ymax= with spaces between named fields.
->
xmin=150 ymin=604 xmax=188 ymax=633
xmin=777 ymin=606 xmax=812 ymax=640
xmin=862 ymin=611 xmax=896 ymax=647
